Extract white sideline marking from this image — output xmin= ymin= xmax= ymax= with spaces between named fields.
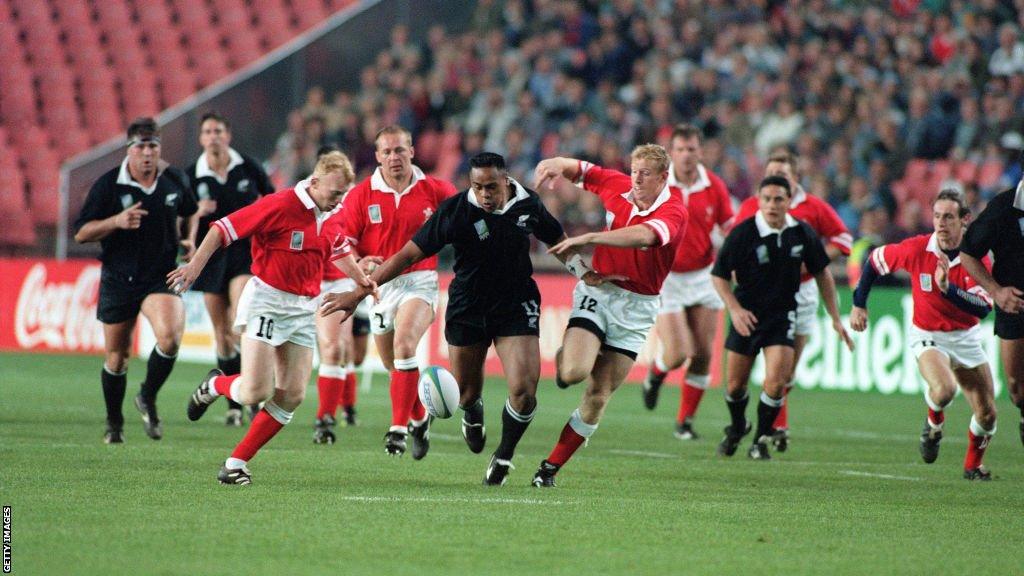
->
xmin=607 ymin=449 xmax=676 ymax=459
xmin=839 ymin=470 xmax=921 ymax=481
xmin=339 ymin=496 xmax=564 ymax=505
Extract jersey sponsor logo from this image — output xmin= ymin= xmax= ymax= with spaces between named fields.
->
xmin=237 ymin=179 xmax=250 ymax=193
xmin=196 ymin=182 xmax=211 ymax=200
xmin=120 ymin=194 xmax=134 ymax=209
xmin=920 ymin=273 xmax=933 ymax=292
xmin=368 ymin=204 xmax=382 ymax=224
xmin=164 ymin=192 xmax=177 ymax=206
xmin=790 ymin=244 xmax=804 ymax=258
xmin=756 ymin=245 xmax=769 ymax=264
xmin=290 ymin=231 xmax=304 ymax=251
xmin=517 ymin=214 xmax=531 ymax=228
xmin=474 ymin=220 xmax=490 ymax=240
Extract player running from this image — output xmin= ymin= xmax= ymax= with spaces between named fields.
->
xmin=167 ymin=152 xmax=371 ymax=484
xmin=713 ymin=176 xmax=852 ymax=460
xmin=527 ymin=145 xmax=689 ymax=488
xmin=339 ymin=125 xmax=457 ymax=457
xmin=730 ymin=151 xmax=852 ymax=450
xmin=852 ymin=190 xmax=997 ymax=479
xmin=640 ymin=124 xmax=734 ymax=441
xmin=323 ymin=152 xmax=616 ymax=483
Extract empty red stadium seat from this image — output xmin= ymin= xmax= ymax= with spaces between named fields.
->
xmin=0 ymin=206 xmax=38 ymax=248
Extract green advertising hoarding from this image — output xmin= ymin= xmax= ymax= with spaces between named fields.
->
xmin=750 ymin=287 xmax=1008 ymax=398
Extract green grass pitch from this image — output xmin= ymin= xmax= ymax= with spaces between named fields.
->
xmin=1 ymin=352 xmax=1021 ymax=575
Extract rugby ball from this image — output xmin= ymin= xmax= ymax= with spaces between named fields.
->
xmin=418 ymin=366 xmax=460 ymax=419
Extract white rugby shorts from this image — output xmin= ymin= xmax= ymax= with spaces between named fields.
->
xmin=567 ymin=281 xmax=659 ymax=359
xmin=794 ymin=279 xmax=819 ymax=337
xmin=235 ymin=276 xmax=318 ymax=348
xmin=910 ymin=324 xmax=988 ymax=369
xmin=658 ymin=265 xmax=724 ymax=314
xmin=369 ymin=270 xmax=439 ymax=335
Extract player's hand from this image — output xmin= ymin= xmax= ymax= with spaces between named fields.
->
xmin=114 ymin=202 xmax=148 ymax=230
xmin=534 ymin=160 xmax=565 ymax=191
xmin=359 ymin=256 xmax=383 ymax=274
xmin=581 ymin=270 xmax=629 ymax=287
xmin=548 ymin=233 xmax=594 ymax=255
xmin=166 ymin=264 xmax=198 ymax=295
xmin=993 ymin=285 xmax=1024 ymax=314
xmin=319 ymin=290 xmax=364 ymax=321
xmin=834 ymin=319 xmax=855 ymax=352
xmin=728 ymin=306 xmax=757 ymax=337
xmin=179 ymin=239 xmax=196 ymax=262
xmin=935 ymin=253 xmax=950 ymax=293
xmin=197 ymin=199 xmax=217 ymax=217
xmin=849 ymin=306 xmax=868 ymax=332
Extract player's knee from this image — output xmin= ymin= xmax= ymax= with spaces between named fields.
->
xmin=559 ymin=363 xmax=590 ymax=385
xmin=663 ymin=349 xmax=688 ymax=370
xmin=104 ymin=352 xmax=129 ymax=373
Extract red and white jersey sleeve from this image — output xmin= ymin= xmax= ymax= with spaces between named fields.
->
xmin=669 ymin=165 xmax=734 ymax=272
xmin=341 ymin=166 xmax=456 ymax=275
xmin=212 ymin=195 xmax=270 ymax=247
xmin=870 ymin=233 xmax=992 ymax=331
xmin=577 ymin=161 xmax=689 ymax=295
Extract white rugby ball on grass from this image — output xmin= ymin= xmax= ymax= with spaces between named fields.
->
xmin=418 ymin=366 xmax=460 ymax=419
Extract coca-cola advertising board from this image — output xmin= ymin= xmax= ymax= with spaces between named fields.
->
xmin=0 ymin=259 xmax=106 ymax=354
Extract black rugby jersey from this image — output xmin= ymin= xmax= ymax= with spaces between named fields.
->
xmin=187 ymin=148 xmax=273 ymax=245
xmin=75 ymin=159 xmax=197 ymax=282
xmin=412 ymin=179 xmax=564 ymax=313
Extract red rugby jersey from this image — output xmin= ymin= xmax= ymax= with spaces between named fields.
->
xmin=212 ymin=183 xmax=349 ymax=297
xmin=734 ymin=185 xmax=852 ymax=281
xmin=667 ymin=163 xmax=734 ymax=272
xmin=341 ymin=165 xmax=456 ymax=274
xmin=869 ymin=233 xmax=992 ymax=331
xmin=577 ymin=161 xmax=689 ymax=295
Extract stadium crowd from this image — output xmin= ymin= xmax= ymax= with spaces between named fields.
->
xmin=267 ymin=0 xmax=1024 ymax=251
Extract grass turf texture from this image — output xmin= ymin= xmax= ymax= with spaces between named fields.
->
xmin=1 ymin=352 xmax=1021 ymax=575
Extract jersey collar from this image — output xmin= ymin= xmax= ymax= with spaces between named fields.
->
xmin=667 ymin=163 xmax=711 ymax=196
xmin=925 ymin=232 xmax=961 ymax=267
xmin=467 ymin=177 xmax=530 ymax=215
xmin=294 ymin=178 xmax=339 ymax=230
xmin=754 ymin=210 xmax=798 ymax=237
xmin=195 ymin=148 xmax=244 ymax=184
xmin=117 ymin=158 xmax=166 ymax=195
xmin=789 ymin=184 xmax=808 ymax=208
xmin=621 ymin=182 xmax=672 ymax=218
xmin=370 ymin=165 xmax=426 ymax=196
xmin=1015 ymin=179 xmax=1024 ymax=210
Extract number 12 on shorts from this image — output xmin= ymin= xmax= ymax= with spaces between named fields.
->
xmin=579 ymin=296 xmax=598 ymax=312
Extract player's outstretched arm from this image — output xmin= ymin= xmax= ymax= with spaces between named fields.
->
xmin=75 ymin=202 xmax=149 ymax=243
xmin=547 ymin=236 xmax=629 ymax=286
xmin=167 ymin=225 xmax=222 ymax=294
xmin=533 ymin=157 xmax=581 ymax=191
xmin=814 ymin=267 xmax=854 ymax=351
xmin=548 ymin=224 xmax=659 ymax=256
xmin=319 ymin=241 xmax=425 ymax=319
xmin=962 ymin=253 xmax=1024 ymax=314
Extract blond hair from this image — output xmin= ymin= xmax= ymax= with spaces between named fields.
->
xmin=630 ymin=144 xmax=670 ymax=174
xmin=313 ymin=150 xmax=355 ymax=184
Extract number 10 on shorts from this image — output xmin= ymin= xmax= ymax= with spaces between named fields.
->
xmin=255 ymin=316 xmax=275 ymax=340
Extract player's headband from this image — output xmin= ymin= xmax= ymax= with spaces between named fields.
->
xmin=127 ymin=136 xmax=161 ymax=147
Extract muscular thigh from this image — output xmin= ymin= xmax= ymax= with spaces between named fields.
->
xmin=494 ymin=335 xmax=541 ymax=395
xmin=140 ymin=292 xmax=185 ymax=339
